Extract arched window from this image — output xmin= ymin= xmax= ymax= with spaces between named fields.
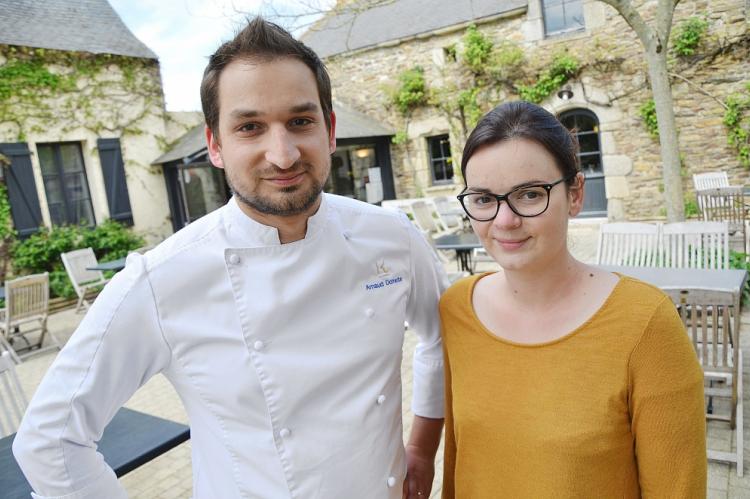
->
xmin=559 ymin=108 xmax=606 ymax=216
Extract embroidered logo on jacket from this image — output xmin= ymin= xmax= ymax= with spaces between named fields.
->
xmin=365 ymin=260 xmax=403 ymax=290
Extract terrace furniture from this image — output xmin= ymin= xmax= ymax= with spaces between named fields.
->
xmin=61 ymin=248 xmax=111 ymax=312
xmin=0 ymin=273 xmax=59 ymax=364
xmin=411 ymin=200 xmax=453 ymax=236
xmin=696 ymin=186 xmax=747 ymax=254
xmin=661 ymin=221 xmax=730 ymax=269
xmin=693 ymin=171 xmax=730 ymax=191
xmin=0 ymin=351 xmax=27 ymax=438
xmin=595 ymin=222 xmax=661 ymax=266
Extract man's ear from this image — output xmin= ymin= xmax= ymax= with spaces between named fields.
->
xmin=328 ymin=110 xmax=337 ymax=154
xmin=206 ymin=126 xmax=224 ymax=169
xmin=568 ymin=172 xmax=586 ymax=217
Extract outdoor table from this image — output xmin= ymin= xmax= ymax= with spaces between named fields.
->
xmin=0 ymin=407 xmax=190 ymax=499
xmin=434 ymin=232 xmax=482 ymax=274
xmin=87 ymin=256 xmax=127 ymax=272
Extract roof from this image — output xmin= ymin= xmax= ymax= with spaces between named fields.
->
xmin=152 ymin=102 xmax=393 ymax=165
xmin=0 ymin=0 xmax=157 ymax=59
xmin=302 ymin=0 xmax=527 ymax=58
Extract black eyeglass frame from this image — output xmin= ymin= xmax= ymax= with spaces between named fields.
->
xmin=457 ymin=175 xmax=575 ymax=221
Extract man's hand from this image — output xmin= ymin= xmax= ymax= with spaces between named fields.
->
xmin=402 ymin=416 xmax=444 ymax=499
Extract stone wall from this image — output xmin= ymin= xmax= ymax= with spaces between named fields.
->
xmin=322 ymin=0 xmax=749 ymax=220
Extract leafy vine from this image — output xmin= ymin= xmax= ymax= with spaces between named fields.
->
xmin=724 ymin=82 xmax=750 ymax=168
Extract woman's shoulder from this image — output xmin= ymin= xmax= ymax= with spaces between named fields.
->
xmin=608 ymin=273 xmax=672 ymax=307
xmin=440 ymin=272 xmax=488 ymax=309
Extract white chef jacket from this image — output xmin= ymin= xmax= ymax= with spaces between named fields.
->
xmin=13 ymin=194 xmax=448 ymax=499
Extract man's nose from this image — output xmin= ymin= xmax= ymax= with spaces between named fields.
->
xmin=492 ymin=200 xmax=521 ymax=229
xmin=264 ymin=127 xmax=301 ymax=169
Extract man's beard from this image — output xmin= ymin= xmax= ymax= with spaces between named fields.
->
xmin=227 ymin=166 xmax=326 ymax=217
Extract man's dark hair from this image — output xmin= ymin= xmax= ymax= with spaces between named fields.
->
xmin=461 ymin=101 xmax=580 ymax=187
xmin=200 ymin=17 xmax=333 ymax=136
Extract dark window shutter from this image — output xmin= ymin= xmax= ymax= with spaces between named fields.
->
xmin=97 ymin=138 xmax=133 ymax=225
xmin=0 ymin=142 xmax=43 ymax=237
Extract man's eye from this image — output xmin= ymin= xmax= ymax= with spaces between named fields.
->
xmin=290 ymin=118 xmax=313 ymax=127
xmin=238 ymin=123 xmax=259 ymax=132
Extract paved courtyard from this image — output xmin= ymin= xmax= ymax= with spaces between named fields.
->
xmin=8 ymin=219 xmax=750 ymax=497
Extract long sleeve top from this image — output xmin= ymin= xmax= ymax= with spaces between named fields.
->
xmin=13 ymin=194 xmax=448 ymax=499
xmin=440 ymin=273 xmax=706 ymax=498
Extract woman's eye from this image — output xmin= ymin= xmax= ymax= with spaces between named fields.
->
xmin=474 ymin=195 xmax=494 ymax=205
xmin=517 ymin=189 xmax=543 ymax=200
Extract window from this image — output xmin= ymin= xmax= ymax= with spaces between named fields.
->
xmin=428 ymin=135 xmax=454 ymax=184
xmin=559 ymin=109 xmax=601 ymax=175
xmin=542 ymin=0 xmax=584 ymax=36
xmin=37 ymin=142 xmax=95 ymax=226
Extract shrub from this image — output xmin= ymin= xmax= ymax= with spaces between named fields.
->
xmin=12 ymin=220 xmax=144 ymax=298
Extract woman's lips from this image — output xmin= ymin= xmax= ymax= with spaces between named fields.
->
xmin=495 ymin=237 xmax=530 ymax=251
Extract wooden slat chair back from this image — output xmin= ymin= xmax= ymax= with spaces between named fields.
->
xmin=595 ymin=222 xmax=661 ymax=266
xmin=0 ymin=350 xmax=28 ymax=437
xmin=432 ymin=196 xmax=464 ymax=230
xmin=61 ymin=248 xmax=110 ymax=312
xmin=663 ymin=287 xmax=743 ymax=475
xmin=0 ymin=272 xmax=58 ymax=363
xmin=693 ymin=171 xmax=730 ymax=191
xmin=661 ymin=221 xmax=730 ymax=269
xmin=411 ymin=200 xmax=450 ymax=235
xmin=696 ymin=186 xmax=747 ymax=254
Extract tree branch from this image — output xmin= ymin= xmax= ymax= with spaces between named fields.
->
xmin=598 ymin=0 xmax=659 ymax=52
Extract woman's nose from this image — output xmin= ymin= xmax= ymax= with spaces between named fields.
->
xmin=492 ymin=200 xmax=521 ymax=229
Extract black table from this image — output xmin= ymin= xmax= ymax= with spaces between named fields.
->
xmin=87 ymin=257 xmax=127 ymax=272
xmin=434 ymin=232 xmax=482 ymax=273
xmin=0 ymin=407 xmax=190 ymax=499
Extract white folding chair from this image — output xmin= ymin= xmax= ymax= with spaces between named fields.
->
xmin=0 ymin=272 xmax=59 ymax=363
xmin=661 ymin=221 xmax=730 ymax=269
xmin=432 ymin=196 xmax=465 ymax=230
xmin=0 ymin=350 xmax=29 ymax=437
xmin=61 ymin=248 xmax=111 ymax=312
xmin=411 ymin=200 xmax=452 ymax=236
xmin=663 ymin=288 xmax=743 ymax=475
xmin=595 ymin=222 xmax=661 ymax=266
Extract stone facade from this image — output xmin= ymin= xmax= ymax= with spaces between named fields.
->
xmin=321 ymin=0 xmax=749 ymax=220
xmin=0 ymin=47 xmax=198 ymax=240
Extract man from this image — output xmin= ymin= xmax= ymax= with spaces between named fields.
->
xmin=13 ymin=17 xmax=447 ymax=499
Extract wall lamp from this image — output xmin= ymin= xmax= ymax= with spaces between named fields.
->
xmin=557 ymin=85 xmax=574 ymax=100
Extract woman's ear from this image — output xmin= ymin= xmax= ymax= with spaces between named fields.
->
xmin=568 ymin=172 xmax=586 ymax=217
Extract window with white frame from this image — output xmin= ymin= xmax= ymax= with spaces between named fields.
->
xmin=542 ymin=0 xmax=585 ymax=36
xmin=428 ymin=135 xmax=454 ymax=184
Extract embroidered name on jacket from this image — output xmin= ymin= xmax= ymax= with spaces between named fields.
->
xmin=365 ymin=260 xmax=403 ymax=290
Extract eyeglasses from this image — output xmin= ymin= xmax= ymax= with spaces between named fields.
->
xmin=457 ymin=175 xmax=572 ymax=221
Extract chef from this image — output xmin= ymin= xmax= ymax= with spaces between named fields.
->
xmin=13 ymin=17 xmax=447 ymax=499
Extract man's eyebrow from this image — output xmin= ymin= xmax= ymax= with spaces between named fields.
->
xmin=227 ymin=102 xmax=319 ymax=121
xmin=290 ymin=102 xmax=320 ymax=114
xmin=229 ymin=109 xmax=261 ymax=120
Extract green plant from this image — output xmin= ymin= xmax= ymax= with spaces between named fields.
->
xmin=391 ymin=67 xmax=428 ymax=115
xmin=457 ymin=87 xmax=483 ymax=129
xmin=639 ymin=98 xmax=659 ymax=139
xmin=723 ymin=82 xmax=750 ymax=168
xmin=672 ymin=17 xmax=709 ymax=57
xmin=729 ymin=250 xmax=750 ymax=304
xmin=12 ymin=220 xmax=144 ymax=298
xmin=462 ymin=25 xmax=494 ymax=74
xmin=391 ymin=130 xmax=408 ymax=144
xmin=516 ymin=53 xmax=579 ymax=103
xmin=683 ymin=196 xmax=699 ymax=217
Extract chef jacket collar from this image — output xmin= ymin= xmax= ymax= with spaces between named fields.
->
xmin=224 ymin=194 xmax=329 ymax=247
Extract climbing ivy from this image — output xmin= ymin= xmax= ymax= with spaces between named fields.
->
xmin=0 ymin=45 xmax=165 ymax=141
xmin=724 ymin=82 xmax=750 ymax=168
xmin=639 ymin=99 xmax=659 ymax=139
xmin=516 ymin=53 xmax=579 ymax=104
xmin=390 ymin=66 xmax=428 ymax=115
xmin=462 ymin=25 xmax=493 ymax=74
xmin=671 ymin=17 xmax=709 ymax=57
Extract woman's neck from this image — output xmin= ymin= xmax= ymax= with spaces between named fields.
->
xmin=498 ymin=251 xmax=584 ymax=308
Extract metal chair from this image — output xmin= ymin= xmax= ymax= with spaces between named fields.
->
xmin=0 ymin=273 xmax=59 ymax=363
xmin=663 ymin=287 xmax=743 ymax=476
xmin=696 ymin=186 xmax=747 ymax=254
xmin=61 ymin=248 xmax=111 ymax=312
xmin=661 ymin=221 xmax=730 ymax=269
xmin=595 ymin=222 xmax=661 ymax=266
xmin=0 ymin=350 xmax=28 ymax=437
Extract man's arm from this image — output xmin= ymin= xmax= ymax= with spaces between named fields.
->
xmin=13 ymin=254 xmax=171 ymax=499
xmin=402 ymin=218 xmax=451 ymax=497
xmin=403 ymin=415 xmax=444 ymax=499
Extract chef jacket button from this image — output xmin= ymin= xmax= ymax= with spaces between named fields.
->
xmin=377 ymin=394 xmax=386 ymax=405
xmin=387 ymin=476 xmax=396 ymax=487
xmin=343 ymin=230 xmax=352 ymax=240
xmin=365 ymin=308 xmax=375 ymax=318
xmin=279 ymin=428 xmax=291 ymax=438
xmin=228 ymin=254 xmax=240 ymax=265
xmin=253 ymin=340 xmax=264 ymax=351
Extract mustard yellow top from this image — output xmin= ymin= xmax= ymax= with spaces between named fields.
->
xmin=439 ymin=273 xmax=706 ymax=498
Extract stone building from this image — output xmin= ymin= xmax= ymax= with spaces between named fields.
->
xmin=0 ymin=0 xmax=198 ymax=240
xmin=302 ymin=0 xmax=750 ymax=220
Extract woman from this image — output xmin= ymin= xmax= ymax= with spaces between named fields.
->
xmin=440 ymin=101 xmax=706 ymax=498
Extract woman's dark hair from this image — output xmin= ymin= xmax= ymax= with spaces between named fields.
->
xmin=461 ymin=101 xmax=580 ymax=185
